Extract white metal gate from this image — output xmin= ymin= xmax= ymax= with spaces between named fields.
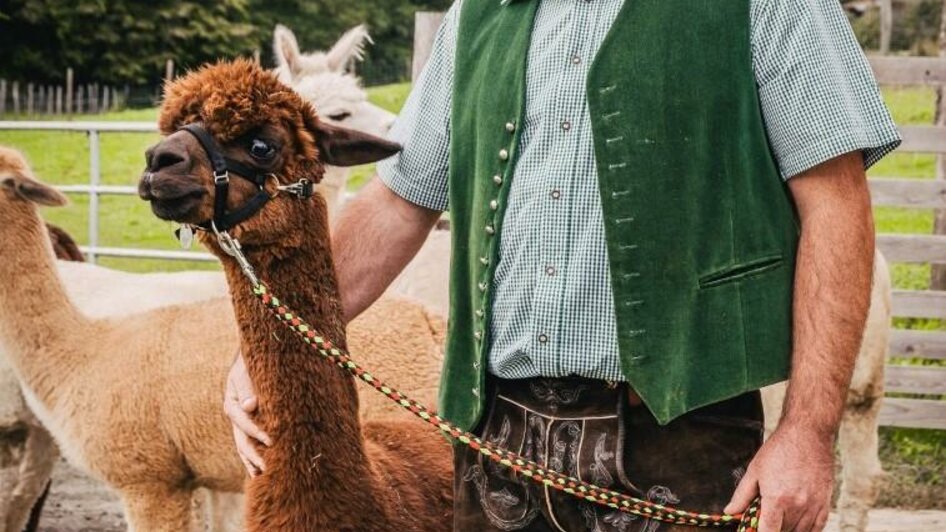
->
xmin=0 ymin=120 xmax=214 ymax=263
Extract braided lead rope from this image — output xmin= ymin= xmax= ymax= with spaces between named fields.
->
xmin=252 ymin=283 xmax=761 ymax=531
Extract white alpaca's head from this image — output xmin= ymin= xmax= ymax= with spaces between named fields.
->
xmin=274 ymin=24 xmax=372 ymax=81
xmin=272 ymin=24 xmax=397 ymax=219
xmin=273 ymin=24 xmax=395 ymax=138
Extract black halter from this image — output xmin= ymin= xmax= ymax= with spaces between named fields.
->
xmin=180 ymin=123 xmax=313 ymax=232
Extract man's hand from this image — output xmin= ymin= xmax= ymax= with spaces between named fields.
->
xmin=224 ymin=352 xmax=271 ymax=476
xmin=725 ymin=422 xmax=834 ymax=531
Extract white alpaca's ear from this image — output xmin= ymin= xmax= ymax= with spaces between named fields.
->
xmin=274 ymin=24 xmax=303 ymax=78
xmin=325 ymin=25 xmax=372 ymax=73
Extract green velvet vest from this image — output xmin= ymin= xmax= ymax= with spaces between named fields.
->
xmin=443 ymin=0 xmax=800 ymax=428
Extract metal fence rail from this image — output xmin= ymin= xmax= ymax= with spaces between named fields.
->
xmin=0 ymin=120 xmax=215 ymax=263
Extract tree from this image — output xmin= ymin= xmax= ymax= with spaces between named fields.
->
xmin=0 ymin=0 xmax=259 ymax=84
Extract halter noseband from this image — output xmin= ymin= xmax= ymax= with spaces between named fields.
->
xmin=179 ymin=123 xmax=314 ymax=232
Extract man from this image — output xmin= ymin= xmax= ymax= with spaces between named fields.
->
xmin=226 ymin=0 xmax=900 ymax=530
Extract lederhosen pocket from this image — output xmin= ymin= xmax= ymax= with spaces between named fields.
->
xmin=469 ymin=378 xmax=645 ymax=531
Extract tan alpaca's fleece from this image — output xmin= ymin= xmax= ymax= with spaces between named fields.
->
xmin=0 ymin=146 xmax=450 ymax=531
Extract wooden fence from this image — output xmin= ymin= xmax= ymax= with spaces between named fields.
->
xmin=0 ymin=67 xmax=129 ymax=117
xmin=868 ymin=56 xmax=946 ymax=430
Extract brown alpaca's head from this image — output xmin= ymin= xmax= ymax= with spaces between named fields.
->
xmin=0 ymin=147 xmax=69 ymax=229
xmin=138 ymin=59 xmax=399 ymax=246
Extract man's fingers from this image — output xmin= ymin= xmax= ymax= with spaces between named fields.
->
xmin=225 ymin=398 xmax=272 ymax=446
xmin=233 ymin=427 xmax=266 ymax=473
xmin=724 ymin=470 xmax=758 ymax=515
xmin=757 ymin=499 xmax=784 ymax=532
xmin=241 ymin=395 xmax=258 ymax=413
xmin=814 ymin=506 xmax=830 ymax=532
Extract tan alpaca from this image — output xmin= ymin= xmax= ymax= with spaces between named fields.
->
xmin=0 ymin=145 xmax=448 ymax=531
xmin=140 ymin=59 xmax=453 ymax=530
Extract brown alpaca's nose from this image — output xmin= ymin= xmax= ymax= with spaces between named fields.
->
xmin=147 ymin=143 xmax=190 ymax=173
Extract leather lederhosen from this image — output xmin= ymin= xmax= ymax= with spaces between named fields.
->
xmin=454 ymin=377 xmax=764 ymax=532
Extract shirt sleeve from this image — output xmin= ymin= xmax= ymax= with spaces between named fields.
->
xmin=750 ymin=0 xmax=901 ymax=180
xmin=375 ymin=1 xmax=461 ymax=211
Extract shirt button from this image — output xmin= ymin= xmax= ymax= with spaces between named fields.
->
xmin=489 ymin=199 xmax=498 ymax=210
xmin=505 ymin=121 xmax=516 ymax=132
xmin=550 ymin=189 xmax=562 ymax=200
xmin=499 ymin=149 xmax=509 ymax=160
xmin=493 ymin=175 xmax=503 ymax=186
xmin=545 ymin=266 xmax=556 ymax=276
xmin=561 ymin=120 xmax=572 ymax=131
xmin=538 ymin=333 xmax=549 ymax=344
xmin=571 ymin=55 xmax=581 ymax=65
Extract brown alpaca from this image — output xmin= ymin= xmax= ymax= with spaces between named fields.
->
xmin=139 ymin=60 xmax=453 ymax=531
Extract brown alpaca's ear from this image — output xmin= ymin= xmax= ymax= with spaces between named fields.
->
xmin=311 ymin=119 xmax=401 ymax=167
xmin=1 ymin=175 xmax=69 ymax=207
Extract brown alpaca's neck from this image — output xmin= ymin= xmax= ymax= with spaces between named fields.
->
xmin=218 ymin=201 xmax=390 ymax=527
xmin=0 ymin=208 xmax=91 ymax=394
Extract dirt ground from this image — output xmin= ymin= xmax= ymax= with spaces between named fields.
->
xmin=33 ymin=459 xmax=946 ymax=532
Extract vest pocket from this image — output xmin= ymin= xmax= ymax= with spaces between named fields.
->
xmin=698 ymin=254 xmax=784 ymax=289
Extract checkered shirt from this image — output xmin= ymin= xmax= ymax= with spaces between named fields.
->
xmin=377 ymin=0 xmax=902 ymax=382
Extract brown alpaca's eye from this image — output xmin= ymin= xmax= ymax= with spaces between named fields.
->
xmin=328 ymin=112 xmax=351 ymax=121
xmin=249 ymin=139 xmax=276 ymax=160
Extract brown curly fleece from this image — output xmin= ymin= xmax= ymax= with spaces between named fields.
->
xmin=159 ymin=58 xmax=325 ymax=185
xmin=153 ymin=60 xmax=453 ymax=531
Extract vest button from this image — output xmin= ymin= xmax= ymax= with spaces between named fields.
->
xmin=489 ymin=199 xmax=498 ymax=210
xmin=479 ymin=256 xmax=489 ymax=266
xmin=505 ymin=121 xmax=516 ymax=132
xmin=499 ymin=149 xmax=509 ymax=160
xmin=493 ymin=175 xmax=503 ymax=186
xmin=472 ymin=387 xmax=480 ymax=397
xmin=485 ymin=224 xmax=495 ymax=235
xmin=475 ymin=309 xmax=484 ymax=318
xmin=474 ymin=330 xmax=483 ymax=341
xmin=478 ymin=282 xmax=488 ymax=292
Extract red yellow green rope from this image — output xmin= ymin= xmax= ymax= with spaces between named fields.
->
xmin=252 ymin=282 xmax=762 ymax=531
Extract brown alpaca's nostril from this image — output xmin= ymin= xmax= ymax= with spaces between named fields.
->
xmin=149 ymin=149 xmax=187 ymax=173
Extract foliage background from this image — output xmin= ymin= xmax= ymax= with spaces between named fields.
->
xmin=0 ymin=0 xmax=451 ymax=86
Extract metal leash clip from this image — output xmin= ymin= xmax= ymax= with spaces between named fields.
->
xmin=211 ymin=221 xmax=260 ymax=287
xmin=277 ymin=178 xmax=314 ymax=199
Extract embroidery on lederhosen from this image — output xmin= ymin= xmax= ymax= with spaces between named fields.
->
xmin=464 ymin=402 xmax=542 ymax=530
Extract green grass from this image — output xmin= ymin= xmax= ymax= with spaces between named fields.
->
xmin=0 ymin=82 xmax=411 ymax=272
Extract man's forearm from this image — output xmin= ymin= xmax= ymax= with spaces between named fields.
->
xmin=781 ymin=152 xmax=875 ymax=437
xmin=331 ymin=177 xmax=442 ymax=322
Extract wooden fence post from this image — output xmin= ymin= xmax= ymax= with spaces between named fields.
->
xmin=46 ymin=85 xmax=53 ymax=115
xmin=880 ymin=0 xmax=892 ymax=54
xmin=165 ymin=59 xmax=175 ymax=82
xmin=65 ymin=67 xmax=74 ymax=115
xmin=11 ymin=81 xmax=20 ymax=114
xmin=55 ymin=86 xmax=62 ymax=115
xmin=26 ymin=82 xmax=34 ymax=115
xmin=76 ymin=85 xmax=84 ymax=114
xmin=412 ymin=12 xmax=445 ymax=82
xmin=932 ymin=0 xmax=946 ymax=290
xmin=0 ymin=79 xmax=6 ymax=115
xmin=103 ymin=86 xmax=110 ymax=113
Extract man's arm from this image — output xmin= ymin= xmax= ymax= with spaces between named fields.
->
xmin=726 ymin=151 xmax=875 ymax=532
xmin=332 ymin=177 xmax=442 ymax=322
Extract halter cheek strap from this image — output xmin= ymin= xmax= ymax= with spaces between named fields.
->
xmin=179 ymin=123 xmax=313 ymax=232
